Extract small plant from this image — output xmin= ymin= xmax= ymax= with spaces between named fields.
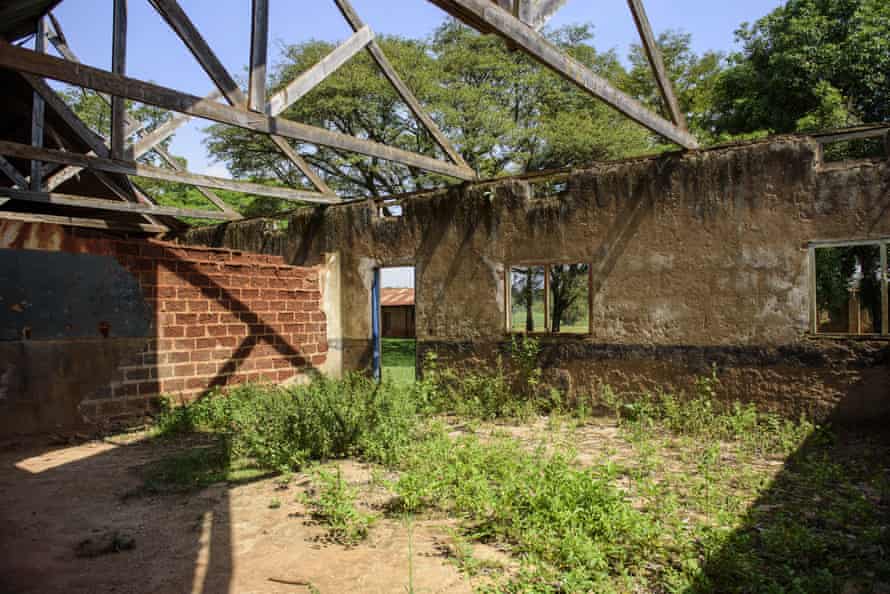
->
xmin=302 ymin=467 xmax=374 ymax=546
xmin=153 ymin=375 xmax=421 ymax=471
xmin=268 ymin=498 xmax=281 ymax=509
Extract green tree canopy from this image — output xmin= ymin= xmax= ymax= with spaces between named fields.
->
xmin=625 ymin=30 xmax=725 ymax=143
xmin=712 ymin=0 xmax=890 ymax=135
xmin=204 ymin=21 xmax=653 ymax=199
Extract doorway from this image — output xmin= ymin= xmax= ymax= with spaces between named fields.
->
xmin=372 ymin=266 xmax=416 ymax=384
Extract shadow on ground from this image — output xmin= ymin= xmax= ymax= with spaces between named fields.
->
xmin=0 ymin=430 xmax=470 ymax=594
xmin=0 ymin=433 xmax=236 ymax=594
xmin=688 ymin=418 xmax=890 ymax=594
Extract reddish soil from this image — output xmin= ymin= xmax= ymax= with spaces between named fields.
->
xmin=0 ymin=434 xmax=472 ymax=594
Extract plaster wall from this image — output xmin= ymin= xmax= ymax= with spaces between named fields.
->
xmin=182 ymin=137 xmax=890 ymax=421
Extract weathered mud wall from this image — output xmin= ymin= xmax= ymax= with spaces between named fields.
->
xmin=182 ymin=137 xmax=890 ymax=421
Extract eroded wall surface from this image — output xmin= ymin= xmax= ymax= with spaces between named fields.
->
xmin=183 ymin=137 xmax=890 ymax=421
xmin=0 ymin=222 xmax=328 ymax=435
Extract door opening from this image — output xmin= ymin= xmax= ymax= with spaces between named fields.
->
xmin=373 ymin=266 xmax=416 ymax=384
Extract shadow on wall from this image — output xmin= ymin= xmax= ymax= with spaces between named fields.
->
xmin=0 ymin=228 xmax=326 ymax=436
xmin=0 ymin=433 xmax=237 ymax=594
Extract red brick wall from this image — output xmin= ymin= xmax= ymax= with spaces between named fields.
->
xmin=1 ymin=221 xmax=328 ymax=427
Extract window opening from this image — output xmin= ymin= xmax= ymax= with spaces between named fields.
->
xmin=812 ymin=241 xmax=887 ymax=335
xmin=508 ymin=263 xmax=591 ymax=335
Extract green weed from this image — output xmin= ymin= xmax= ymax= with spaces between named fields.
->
xmin=393 ymin=429 xmax=659 ymax=592
xmin=155 ymin=374 xmax=420 ymax=471
xmin=301 ymin=467 xmax=374 ymax=546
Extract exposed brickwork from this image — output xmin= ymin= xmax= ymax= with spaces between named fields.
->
xmin=0 ymin=221 xmax=327 ymax=431
xmin=79 ymin=238 xmax=328 ymax=422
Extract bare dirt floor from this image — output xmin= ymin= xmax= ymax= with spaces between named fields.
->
xmin=0 ymin=432 xmax=475 ymax=594
xmin=2 ymin=416 xmax=888 ymax=594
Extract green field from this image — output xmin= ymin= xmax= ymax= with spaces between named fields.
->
xmin=381 ymin=338 xmax=416 ymax=385
xmin=511 ymin=304 xmax=589 ymax=334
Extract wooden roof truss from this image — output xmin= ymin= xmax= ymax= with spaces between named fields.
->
xmin=0 ymin=0 xmax=695 ymax=234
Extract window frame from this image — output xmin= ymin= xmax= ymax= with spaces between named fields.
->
xmin=808 ymin=238 xmax=889 ymax=337
xmin=505 ymin=262 xmax=593 ymax=336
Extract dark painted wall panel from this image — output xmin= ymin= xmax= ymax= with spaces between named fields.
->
xmin=0 ymin=248 xmax=152 ymax=341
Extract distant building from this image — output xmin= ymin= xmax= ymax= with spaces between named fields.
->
xmin=381 ymin=288 xmax=415 ymax=338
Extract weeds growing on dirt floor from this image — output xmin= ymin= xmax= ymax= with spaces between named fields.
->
xmin=148 ymin=360 xmax=890 ymax=593
xmin=301 ymin=467 xmax=374 ymax=545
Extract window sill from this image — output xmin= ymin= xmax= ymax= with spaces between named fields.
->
xmin=807 ymin=333 xmax=890 ymax=342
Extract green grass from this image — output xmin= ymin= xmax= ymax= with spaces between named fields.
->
xmin=145 ymin=368 xmax=890 ymax=593
xmin=382 ymin=338 xmax=416 ymax=385
xmin=511 ymin=304 xmax=589 ymax=334
xmin=300 ymin=467 xmax=375 ymax=545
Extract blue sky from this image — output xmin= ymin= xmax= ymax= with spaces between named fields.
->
xmin=50 ymin=0 xmax=783 ymax=179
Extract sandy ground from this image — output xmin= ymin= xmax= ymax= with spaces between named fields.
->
xmin=0 ymin=433 xmax=474 ymax=594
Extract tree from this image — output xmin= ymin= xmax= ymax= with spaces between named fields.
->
xmin=549 ymin=264 xmax=588 ymax=333
xmin=712 ymin=0 xmax=890 ymax=135
xmin=205 ymin=22 xmax=653 ymax=199
xmin=206 ymin=35 xmax=444 ymax=199
xmin=625 ymin=30 xmax=725 ymax=143
xmin=511 ymin=267 xmax=545 ymax=332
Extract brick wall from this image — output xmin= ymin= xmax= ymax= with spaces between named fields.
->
xmin=1 ymin=221 xmax=328 ymax=431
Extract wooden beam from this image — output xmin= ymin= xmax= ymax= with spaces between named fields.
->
xmin=0 ymin=187 xmax=239 ymax=220
xmin=41 ymin=23 xmax=227 ymax=218
xmin=146 ymin=0 xmax=338 ymax=193
xmin=882 ymin=242 xmax=888 ymax=336
xmin=626 ymin=0 xmax=686 ymax=130
xmin=812 ymin=126 xmax=890 ymax=144
xmin=334 ymin=0 xmax=474 ymax=171
xmin=0 ymin=140 xmax=341 ymax=204
xmin=127 ymin=91 xmax=219 ymax=159
xmin=248 ymin=0 xmax=269 ymax=112
xmin=152 ymin=145 xmax=242 ymax=218
xmin=147 ymin=0 xmax=247 ymax=106
xmin=25 ymin=73 xmax=148 ymax=202
xmin=131 ymin=93 xmax=335 ymax=197
xmin=266 ymin=26 xmax=373 ymax=117
xmin=0 ymin=41 xmax=477 ymax=180
xmin=428 ymin=0 xmax=699 ymax=148
xmin=111 ymin=0 xmax=128 ymax=159
xmin=30 ymin=18 xmax=46 ymax=191
xmin=20 ymin=58 xmax=167 ymax=227
xmin=267 ymin=136 xmax=335 ymax=195
xmin=0 ymin=210 xmax=168 ymax=234
xmin=0 ymin=155 xmax=28 ymax=188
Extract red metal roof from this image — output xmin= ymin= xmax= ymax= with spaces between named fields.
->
xmin=381 ymin=288 xmax=414 ymax=307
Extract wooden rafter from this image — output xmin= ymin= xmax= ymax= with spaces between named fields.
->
xmin=20 ymin=61 xmax=169 ymax=229
xmin=626 ymin=0 xmax=687 ymax=130
xmin=147 ymin=0 xmax=336 ymax=195
xmin=110 ymin=0 xmax=128 ymax=159
xmin=0 ymin=41 xmax=477 ymax=180
xmin=266 ymin=25 xmax=374 ymax=117
xmin=517 ymin=0 xmax=568 ymax=30
xmin=39 ymin=21 xmax=242 ymax=220
xmin=152 ymin=146 xmax=242 ymax=218
xmin=334 ymin=0 xmax=474 ymax=171
xmin=429 ymin=0 xmax=699 ymax=148
xmin=248 ymin=0 xmax=269 ymax=112
xmin=0 ymin=156 xmax=28 ymax=188
xmin=147 ymin=0 xmax=246 ymax=107
xmin=0 ymin=210 xmax=168 ymax=233
xmin=30 ymin=18 xmax=46 ymax=191
xmin=0 ymin=141 xmax=342 ymax=204
xmin=0 ymin=187 xmax=239 ymax=220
